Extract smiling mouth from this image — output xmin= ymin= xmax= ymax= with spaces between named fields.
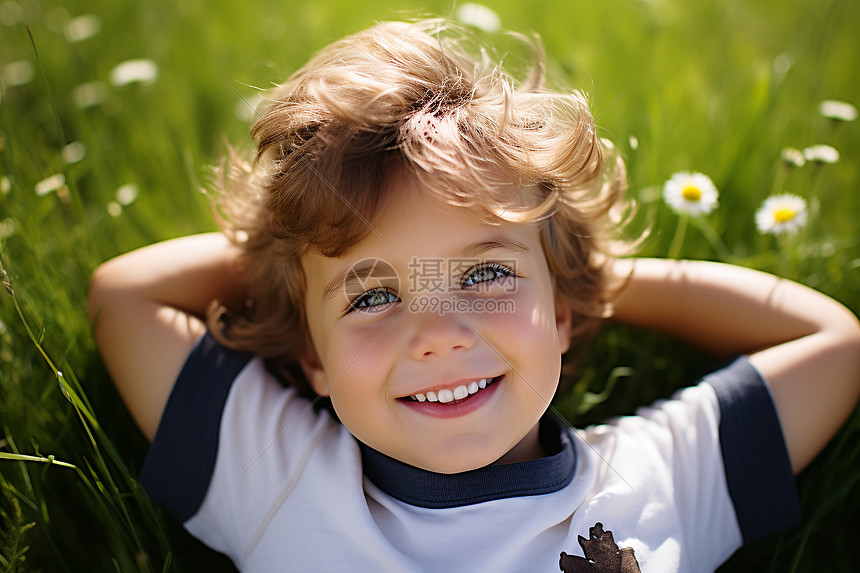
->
xmin=404 ymin=376 xmax=502 ymax=404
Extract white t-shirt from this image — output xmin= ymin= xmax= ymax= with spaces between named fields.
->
xmin=141 ymin=333 xmax=798 ymax=572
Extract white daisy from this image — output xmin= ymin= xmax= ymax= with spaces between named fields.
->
xmin=662 ymin=171 xmax=719 ymax=216
xmin=115 ymin=183 xmax=139 ymax=206
xmin=2 ymin=60 xmax=34 ymax=87
xmin=34 ymin=173 xmax=65 ymax=197
xmin=755 ymin=194 xmax=808 ymax=236
xmin=0 ymin=217 xmax=17 ymax=239
xmin=72 ymin=81 xmax=107 ymax=109
xmin=780 ymin=147 xmax=805 ymax=168
xmin=65 ymin=14 xmax=101 ymax=43
xmin=61 ymin=141 xmax=86 ymax=164
xmin=109 ymin=59 xmax=159 ymax=87
xmin=234 ymin=93 xmax=265 ymax=123
xmin=455 ymin=3 xmax=502 ymax=33
xmin=107 ymin=201 xmax=122 ymax=217
xmin=818 ymin=99 xmax=857 ymax=122
xmin=803 ymin=144 xmax=839 ymax=164
xmin=0 ymin=1 xmax=24 ymax=26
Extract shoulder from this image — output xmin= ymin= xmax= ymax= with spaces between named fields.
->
xmin=138 ymin=332 xmax=261 ymax=520
xmin=140 ymin=332 xmax=345 ymax=521
xmin=579 ymin=358 xmax=798 ymax=545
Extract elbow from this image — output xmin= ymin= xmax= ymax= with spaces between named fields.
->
xmin=835 ymin=304 xmax=860 ymax=358
xmin=87 ymin=266 xmax=105 ymax=327
xmin=834 ymin=308 xmax=860 ymax=404
xmin=847 ymin=311 xmax=860 ymax=347
xmin=87 ymin=262 xmax=116 ymax=328
xmin=818 ymin=294 xmax=860 ymax=354
xmin=809 ymin=300 xmax=860 ymax=413
xmin=848 ymin=312 xmax=860 ymax=382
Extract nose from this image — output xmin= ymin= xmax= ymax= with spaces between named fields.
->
xmin=406 ymin=308 xmax=478 ymax=360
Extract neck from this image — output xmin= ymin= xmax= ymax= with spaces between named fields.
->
xmin=491 ymin=422 xmax=544 ymax=465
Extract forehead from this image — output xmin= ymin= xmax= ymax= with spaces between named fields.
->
xmin=301 ymin=175 xmax=543 ymax=295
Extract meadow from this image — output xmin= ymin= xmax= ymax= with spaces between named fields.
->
xmin=1 ymin=0 xmax=858 ymax=570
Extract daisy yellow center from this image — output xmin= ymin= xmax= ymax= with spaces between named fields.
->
xmin=681 ymin=185 xmax=702 ymax=201
xmin=773 ymin=207 xmax=797 ymax=223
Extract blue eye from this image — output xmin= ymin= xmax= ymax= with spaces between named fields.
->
xmin=347 ymin=288 xmax=400 ymax=313
xmin=461 ymin=263 xmax=516 ymax=288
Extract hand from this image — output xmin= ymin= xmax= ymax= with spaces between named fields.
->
xmin=89 ymin=233 xmax=243 ymax=440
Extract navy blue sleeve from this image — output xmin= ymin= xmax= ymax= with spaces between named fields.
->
xmin=139 ymin=331 xmax=253 ymax=521
xmin=706 ymin=357 xmax=799 ymax=543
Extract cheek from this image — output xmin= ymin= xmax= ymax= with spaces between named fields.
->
xmin=323 ymin=328 xmax=401 ymax=446
xmin=479 ymin=288 xmax=563 ymax=391
xmin=325 ymin=325 xmax=397 ymax=398
xmin=483 ymin=288 xmax=562 ymax=350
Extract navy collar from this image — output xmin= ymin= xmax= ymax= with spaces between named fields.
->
xmin=359 ymin=415 xmax=577 ymax=508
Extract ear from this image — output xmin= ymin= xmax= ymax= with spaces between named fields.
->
xmin=299 ymin=344 xmax=329 ymax=397
xmin=554 ymin=293 xmax=573 ymax=354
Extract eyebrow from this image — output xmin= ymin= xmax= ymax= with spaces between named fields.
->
xmin=320 ymin=233 xmax=530 ymax=303
xmin=322 ymin=260 xmax=381 ymax=303
xmin=460 ymin=234 xmax=530 ymax=258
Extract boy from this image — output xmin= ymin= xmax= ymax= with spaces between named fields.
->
xmin=88 ymin=19 xmax=860 ymax=572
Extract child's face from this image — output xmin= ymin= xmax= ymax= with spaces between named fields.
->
xmin=300 ymin=173 xmax=572 ymax=473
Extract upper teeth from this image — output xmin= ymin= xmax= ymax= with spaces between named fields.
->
xmin=411 ymin=378 xmax=493 ymax=403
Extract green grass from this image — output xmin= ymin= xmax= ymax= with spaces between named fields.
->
xmin=1 ymin=0 xmax=858 ymax=570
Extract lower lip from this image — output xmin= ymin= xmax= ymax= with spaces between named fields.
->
xmin=398 ymin=376 xmax=502 ymax=419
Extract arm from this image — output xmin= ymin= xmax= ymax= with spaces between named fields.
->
xmin=610 ymin=258 xmax=860 ymax=473
xmin=88 ymin=233 xmax=244 ymax=441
